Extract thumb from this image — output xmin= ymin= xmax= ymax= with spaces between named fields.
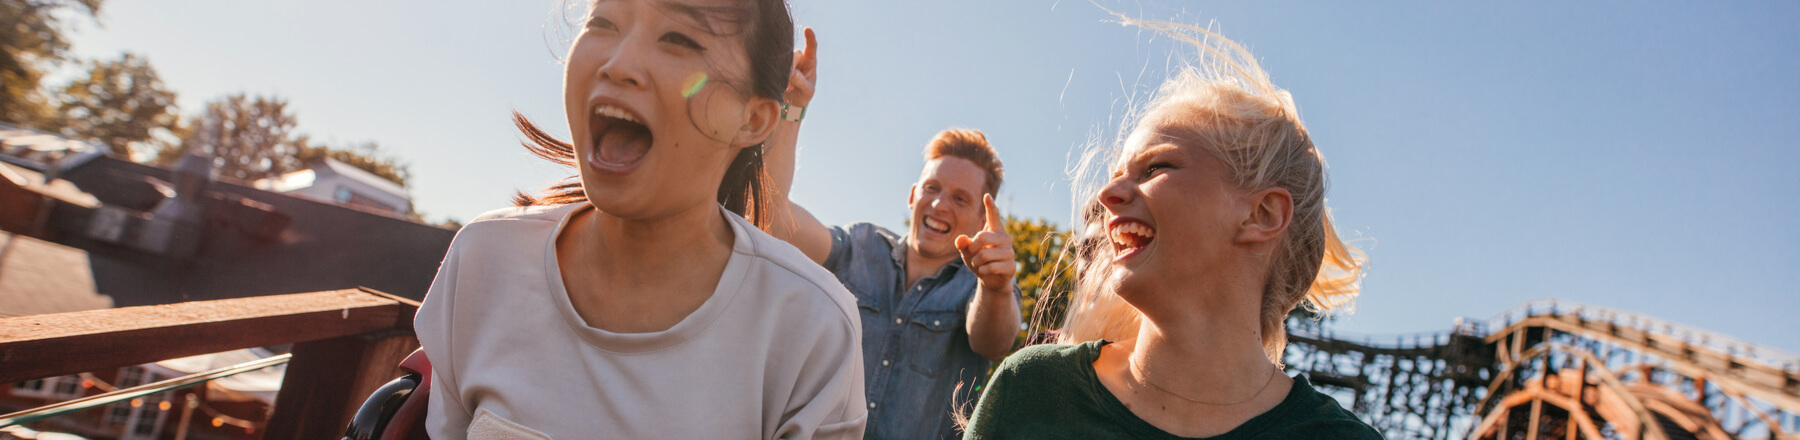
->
xmin=982 ymin=194 xmax=1002 ymax=233
xmin=956 ymin=234 xmax=974 ymax=253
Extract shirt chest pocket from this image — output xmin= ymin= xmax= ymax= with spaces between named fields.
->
xmin=903 ymin=310 xmax=962 ymax=376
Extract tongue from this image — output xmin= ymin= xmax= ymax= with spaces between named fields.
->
xmin=597 ymin=122 xmax=652 ymax=165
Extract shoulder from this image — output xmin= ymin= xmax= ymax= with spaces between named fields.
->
xmin=823 ymin=222 xmax=900 ymax=272
xmin=470 ymin=203 xmax=577 ymax=224
xmin=444 ymin=204 xmax=577 ymax=251
xmin=993 ymin=342 xmax=1101 ymax=383
xmin=737 ymin=217 xmax=862 ymax=333
xmin=833 ymin=222 xmax=900 ymax=247
xmin=967 ymin=342 xmax=1109 ymax=438
xmin=1261 ymin=375 xmax=1384 ymax=439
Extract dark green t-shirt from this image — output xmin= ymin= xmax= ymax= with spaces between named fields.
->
xmin=963 ymin=341 xmax=1383 ymax=440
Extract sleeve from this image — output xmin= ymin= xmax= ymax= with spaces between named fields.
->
xmin=415 ymin=241 xmax=473 ymax=438
xmin=820 ymin=225 xmax=853 ymax=274
xmin=425 ymin=366 xmax=473 ymax=439
xmin=771 ymin=303 xmax=868 ymax=440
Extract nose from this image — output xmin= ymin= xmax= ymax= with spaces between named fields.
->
xmin=1097 ymin=176 xmax=1134 ymax=211
xmin=595 ymin=34 xmax=649 ymax=89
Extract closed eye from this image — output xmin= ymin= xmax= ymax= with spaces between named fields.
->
xmin=1144 ymin=162 xmax=1175 ymax=177
xmin=660 ymin=31 xmax=705 ymax=51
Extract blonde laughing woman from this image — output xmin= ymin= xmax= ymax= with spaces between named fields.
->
xmin=963 ymin=20 xmax=1380 ymax=440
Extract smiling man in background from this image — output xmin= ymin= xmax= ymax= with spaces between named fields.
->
xmin=771 ymin=126 xmax=1023 ymax=439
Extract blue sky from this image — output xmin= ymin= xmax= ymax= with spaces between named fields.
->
xmin=63 ymin=1 xmax=1800 ymax=353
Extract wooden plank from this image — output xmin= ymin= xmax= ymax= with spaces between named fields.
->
xmin=263 ymin=332 xmax=419 ymax=440
xmin=0 ymin=288 xmax=419 ymax=383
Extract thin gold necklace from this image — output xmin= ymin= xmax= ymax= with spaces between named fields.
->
xmin=1128 ymin=358 xmax=1279 ymax=406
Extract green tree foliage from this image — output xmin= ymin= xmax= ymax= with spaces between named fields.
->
xmin=1007 ymin=216 xmax=1076 ymax=344
xmin=297 ymin=141 xmax=411 ymax=188
xmin=171 ymin=93 xmax=308 ymax=182
xmin=0 ymin=0 xmax=102 ymax=126
xmin=48 ymin=53 xmax=180 ymax=157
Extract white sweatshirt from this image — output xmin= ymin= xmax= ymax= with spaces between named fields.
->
xmin=414 ymin=203 xmax=866 ymax=439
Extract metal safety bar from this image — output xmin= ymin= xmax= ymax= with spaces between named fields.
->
xmin=0 ymin=353 xmax=292 ymax=427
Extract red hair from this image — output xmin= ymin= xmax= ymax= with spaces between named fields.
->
xmin=924 ymin=128 xmax=1004 ymax=195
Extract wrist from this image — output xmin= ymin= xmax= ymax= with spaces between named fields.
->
xmin=977 ymin=280 xmax=1013 ymax=297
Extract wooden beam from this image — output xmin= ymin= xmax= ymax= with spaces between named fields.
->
xmin=1507 ymin=317 xmax=1800 ymax=414
xmin=0 ymin=288 xmax=419 ymax=384
xmin=263 ymin=331 xmax=418 ymax=440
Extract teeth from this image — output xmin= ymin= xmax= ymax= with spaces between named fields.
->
xmin=593 ymin=105 xmax=640 ymax=124
xmin=1110 ymin=222 xmax=1155 ymax=249
xmin=924 ymin=217 xmax=948 ymax=232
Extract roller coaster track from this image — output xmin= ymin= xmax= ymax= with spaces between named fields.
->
xmin=1282 ymin=299 xmax=1800 ymax=440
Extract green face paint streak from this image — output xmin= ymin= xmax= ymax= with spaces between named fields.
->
xmin=682 ymin=72 xmax=709 ymax=98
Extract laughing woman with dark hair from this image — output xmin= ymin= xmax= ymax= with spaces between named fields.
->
xmin=412 ymin=0 xmax=866 ymax=437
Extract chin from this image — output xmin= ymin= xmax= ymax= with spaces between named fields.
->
xmin=909 ymin=236 xmax=954 ymax=259
xmin=579 ymin=179 xmax=657 ymax=217
xmin=1106 ymin=264 xmax=1157 ymax=296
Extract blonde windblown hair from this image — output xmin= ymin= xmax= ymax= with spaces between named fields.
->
xmin=1053 ymin=19 xmax=1368 ymax=366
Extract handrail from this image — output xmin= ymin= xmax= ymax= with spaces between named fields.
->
xmin=0 ymin=288 xmax=421 ymax=440
xmin=0 ymin=353 xmax=292 ymax=427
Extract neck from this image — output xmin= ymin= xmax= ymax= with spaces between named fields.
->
xmin=577 ymin=202 xmax=735 ymax=282
xmin=1125 ymin=282 xmax=1276 ymax=403
xmin=904 ymin=239 xmax=958 ymax=287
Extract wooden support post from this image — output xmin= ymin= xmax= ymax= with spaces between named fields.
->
xmin=1498 ymin=407 xmax=1510 ymax=440
xmin=262 ymin=331 xmax=418 ymax=440
xmin=1527 ymin=397 xmax=1544 ymax=440
xmin=1692 ymin=376 xmax=1708 ymax=408
xmin=1571 ymin=358 xmax=1587 ymax=440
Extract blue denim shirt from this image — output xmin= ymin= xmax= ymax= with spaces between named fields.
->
xmin=823 ymin=223 xmax=1002 ymax=440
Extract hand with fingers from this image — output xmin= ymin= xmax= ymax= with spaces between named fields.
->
xmin=783 ymin=28 xmax=818 ymax=119
xmin=956 ymin=194 xmax=1018 ymax=294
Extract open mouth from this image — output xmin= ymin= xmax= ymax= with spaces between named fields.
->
xmin=1108 ymin=220 xmax=1156 ymax=258
xmin=922 ymin=216 xmax=951 ymax=234
xmin=588 ymin=104 xmax=652 ymax=170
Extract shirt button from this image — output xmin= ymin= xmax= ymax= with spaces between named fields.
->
xmin=869 ymin=402 xmax=877 ymax=409
xmin=934 ymin=320 xmax=941 ymax=326
xmin=895 ymin=318 xmax=903 ymax=324
xmin=882 ymin=360 xmax=890 ymax=366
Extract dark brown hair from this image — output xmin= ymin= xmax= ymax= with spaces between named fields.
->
xmin=923 ymin=128 xmax=1005 ymax=196
xmin=513 ymin=0 xmax=796 ymax=230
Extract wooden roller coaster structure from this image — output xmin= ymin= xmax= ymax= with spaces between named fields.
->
xmin=1283 ymin=299 xmax=1800 ymax=440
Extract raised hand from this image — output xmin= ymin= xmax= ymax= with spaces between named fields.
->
xmin=784 ymin=27 xmax=818 ymax=110
xmin=956 ymin=194 xmax=1018 ymax=293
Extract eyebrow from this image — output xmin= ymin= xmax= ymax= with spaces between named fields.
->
xmin=653 ymin=0 xmax=750 ymax=36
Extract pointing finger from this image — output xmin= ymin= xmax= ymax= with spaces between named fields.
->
xmin=983 ymin=194 xmax=1002 ymax=233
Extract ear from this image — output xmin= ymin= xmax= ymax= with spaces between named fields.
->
xmin=731 ymin=96 xmax=782 ymax=148
xmin=1236 ymin=187 xmax=1292 ymax=245
xmin=907 ymin=183 xmax=919 ymax=206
